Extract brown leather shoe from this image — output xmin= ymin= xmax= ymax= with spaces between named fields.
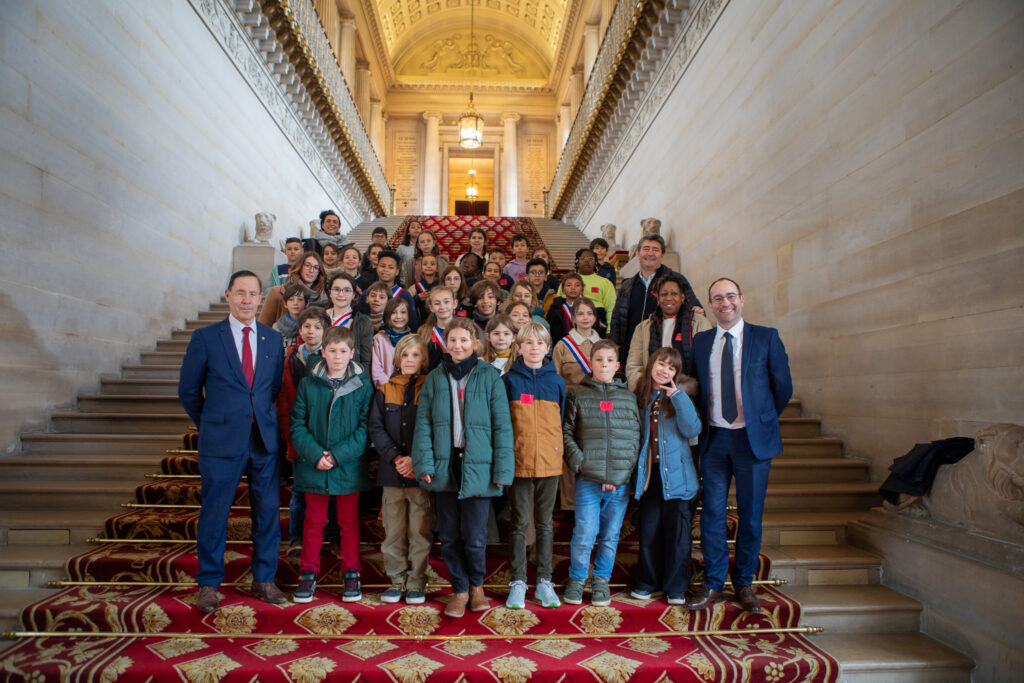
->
xmin=445 ymin=592 xmax=469 ymax=618
xmin=734 ymin=585 xmax=761 ymax=613
xmin=196 ymin=585 xmax=220 ymax=614
xmin=251 ymin=582 xmax=288 ymax=605
xmin=685 ymin=584 xmax=725 ymax=610
xmin=468 ymin=585 xmax=490 ymax=612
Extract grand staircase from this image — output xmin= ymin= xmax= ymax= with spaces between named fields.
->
xmin=0 ymin=298 xmax=974 ymax=680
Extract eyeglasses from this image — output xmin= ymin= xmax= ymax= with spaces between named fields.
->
xmin=528 ymin=270 xmax=546 ymax=276
xmin=710 ymin=293 xmax=740 ymax=305
xmin=302 ymin=263 xmax=320 ymax=271
xmin=331 ymin=287 xmax=354 ymax=294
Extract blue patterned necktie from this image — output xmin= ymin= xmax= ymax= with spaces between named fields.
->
xmin=721 ymin=331 xmax=738 ymax=423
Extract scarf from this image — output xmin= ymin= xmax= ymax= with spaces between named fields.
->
xmin=493 ymin=349 xmax=512 ymax=359
xmin=369 ymin=310 xmax=384 ymax=332
xmin=384 ymin=325 xmax=410 ymax=346
xmin=442 ymin=353 xmax=478 ymax=380
xmin=647 ymin=307 xmax=697 ymax=378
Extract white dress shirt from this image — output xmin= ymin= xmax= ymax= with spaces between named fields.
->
xmin=661 ymin=316 xmax=677 ymax=348
xmin=228 ymin=315 xmax=258 ymax=374
xmin=709 ymin=318 xmax=745 ymax=429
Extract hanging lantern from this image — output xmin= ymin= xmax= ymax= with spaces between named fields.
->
xmin=458 ymin=0 xmax=484 ymax=149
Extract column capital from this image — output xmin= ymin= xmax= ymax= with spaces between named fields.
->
xmin=501 ymin=112 xmax=520 ymax=123
xmin=340 ymin=16 xmax=357 ymax=27
xmin=422 ymin=111 xmax=442 ymax=121
xmin=584 ymin=20 xmax=600 ymax=33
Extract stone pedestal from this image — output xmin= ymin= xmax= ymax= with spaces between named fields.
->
xmin=848 ymin=508 xmax=1024 ymax=682
xmin=232 ymin=244 xmax=276 ymax=283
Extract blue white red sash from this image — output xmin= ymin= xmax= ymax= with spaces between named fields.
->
xmin=332 ymin=310 xmax=352 ymax=327
xmin=560 ymin=335 xmax=591 ymax=374
xmin=431 ymin=326 xmax=448 ymax=352
xmin=415 ymin=280 xmax=430 ymax=294
xmin=391 ymin=285 xmax=404 ymax=297
xmin=561 ymin=302 xmax=574 ymax=331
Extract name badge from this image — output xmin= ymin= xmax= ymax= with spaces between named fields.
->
xmin=520 ymin=394 xmax=534 ymax=405
xmin=591 ymin=286 xmax=599 ymax=293
xmin=600 ymin=401 xmax=613 ymax=411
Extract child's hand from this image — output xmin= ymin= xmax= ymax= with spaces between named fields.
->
xmin=420 ymin=474 xmax=432 ymax=484
xmin=394 ymin=455 xmax=415 ymax=479
xmin=602 ymin=483 xmax=617 ymax=492
xmin=316 ymin=451 xmax=335 ymax=471
xmin=662 ymin=378 xmax=678 ymax=398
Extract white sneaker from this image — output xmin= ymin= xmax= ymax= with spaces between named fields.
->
xmin=534 ymin=579 xmax=561 ymax=608
xmin=506 ymin=580 xmax=527 ymax=609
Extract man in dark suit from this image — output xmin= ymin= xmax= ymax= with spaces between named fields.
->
xmin=687 ymin=277 xmax=792 ymax=612
xmin=178 ymin=270 xmax=287 ymax=613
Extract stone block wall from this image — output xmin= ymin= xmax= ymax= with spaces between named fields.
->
xmin=582 ymin=0 xmax=1024 ymax=479
xmin=0 ymin=1 xmax=342 ymax=451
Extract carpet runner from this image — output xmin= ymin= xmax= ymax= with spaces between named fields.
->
xmin=389 ymin=217 xmax=557 ymax=269
xmin=0 ymin=440 xmax=839 ymax=682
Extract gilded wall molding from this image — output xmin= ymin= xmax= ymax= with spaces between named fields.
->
xmin=561 ymin=0 xmax=729 ymax=226
xmin=187 ymin=0 xmax=369 ymax=226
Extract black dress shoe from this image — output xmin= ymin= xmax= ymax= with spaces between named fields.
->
xmin=196 ymin=585 xmax=220 ymax=614
xmin=734 ymin=585 xmax=761 ymax=613
xmin=685 ymin=584 xmax=725 ymax=610
xmin=252 ymin=582 xmax=288 ymax=605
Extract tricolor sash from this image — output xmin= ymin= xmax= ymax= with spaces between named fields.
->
xmin=332 ymin=310 xmax=353 ymax=327
xmin=561 ymin=302 xmax=574 ymax=331
xmin=391 ymin=285 xmax=404 ymax=297
xmin=415 ymin=280 xmax=430 ymax=294
xmin=431 ymin=326 xmax=448 ymax=352
xmin=560 ymin=336 xmax=591 ymax=374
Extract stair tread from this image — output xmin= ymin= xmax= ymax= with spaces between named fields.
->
xmin=763 ymin=544 xmax=880 ymax=567
xmin=812 ymin=633 xmax=973 ymax=671
xmin=51 ymin=411 xmax=188 ymax=419
xmin=0 ymin=454 xmax=163 ymax=466
xmin=770 ymin=458 xmax=867 ymax=469
xmin=761 ymin=511 xmax=861 ymax=528
xmin=0 ymin=480 xmax=137 ymax=493
xmin=20 ymin=433 xmax=180 ymax=442
xmin=0 ymin=544 xmax=92 ymax=568
xmin=782 ymin=585 xmax=921 ymax=613
xmin=760 ymin=482 xmax=879 ymax=494
xmin=0 ymin=589 xmax=58 ymax=617
xmin=100 ymin=379 xmax=179 ymax=385
xmin=0 ymin=508 xmax=111 ymax=528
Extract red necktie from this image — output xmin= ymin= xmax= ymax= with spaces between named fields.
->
xmin=242 ymin=326 xmax=254 ymax=387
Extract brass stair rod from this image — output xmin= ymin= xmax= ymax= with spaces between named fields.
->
xmin=3 ymin=625 xmax=823 ymax=641
xmin=85 ymin=537 xmax=735 ymax=547
xmin=122 ymin=500 xmax=739 ymax=512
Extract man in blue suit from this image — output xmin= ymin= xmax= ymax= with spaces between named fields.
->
xmin=687 ymin=277 xmax=792 ymax=612
xmin=178 ymin=270 xmax=287 ymax=613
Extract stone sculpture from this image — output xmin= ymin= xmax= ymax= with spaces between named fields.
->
xmin=308 ymin=220 xmax=320 ymax=239
xmin=600 ymin=223 xmax=624 ymax=253
xmin=253 ymin=212 xmax=275 ymax=244
xmin=920 ymin=424 xmax=1024 ymax=545
xmin=628 ymin=217 xmax=663 ymax=261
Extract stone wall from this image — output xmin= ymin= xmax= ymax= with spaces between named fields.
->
xmin=0 ymin=1 xmax=342 ymax=451
xmin=581 ymin=0 xmax=1024 ymax=479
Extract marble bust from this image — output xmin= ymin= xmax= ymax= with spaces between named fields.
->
xmin=628 ymin=217 xmax=663 ymax=261
xmin=253 ymin=212 xmax=275 ymax=243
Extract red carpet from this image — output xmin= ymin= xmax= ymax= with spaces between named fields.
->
xmin=389 ymin=217 xmax=557 ymax=269
xmin=0 ymin=443 xmax=839 ymax=682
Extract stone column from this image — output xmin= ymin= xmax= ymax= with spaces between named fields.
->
xmin=501 ymin=112 xmax=520 ymax=217
xmin=568 ymin=68 xmax=584 ymax=123
xmin=558 ymin=104 xmax=571 ymax=153
xmin=369 ymin=101 xmax=384 ymax=162
xmin=583 ymin=22 xmax=600 ymax=83
xmin=422 ymin=111 xmax=442 ymax=215
xmin=355 ymin=59 xmax=371 ymax=123
xmin=339 ymin=18 xmax=356 ymax=89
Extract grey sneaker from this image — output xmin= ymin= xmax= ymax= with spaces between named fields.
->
xmin=381 ymin=586 xmax=403 ymax=603
xmin=293 ymin=570 xmax=316 ymax=603
xmin=591 ymin=577 xmax=611 ymax=606
xmin=535 ymin=579 xmax=561 ymax=608
xmin=405 ymin=589 xmax=426 ymax=604
xmin=506 ymin=580 xmax=527 ymax=609
xmin=629 ymin=587 xmax=652 ymax=600
xmin=563 ymin=578 xmax=584 ymax=605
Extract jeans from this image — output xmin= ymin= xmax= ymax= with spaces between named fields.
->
xmin=568 ymin=479 xmax=630 ymax=582
xmin=434 ymin=492 xmax=490 ymax=593
xmin=636 ymin=465 xmax=694 ymax=595
xmin=509 ymin=476 xmax=559 ymax=582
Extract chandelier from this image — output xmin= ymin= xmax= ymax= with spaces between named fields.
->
xmin=466 ymin=166 xmax=479 ymax=198
xmin=458 ymin=0 xmax=484 ymax=148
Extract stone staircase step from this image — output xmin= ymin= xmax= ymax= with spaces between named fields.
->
xmin=812 ymin=633 xmax=973 ymax=682
xmin=170 ymin=329 xmax=194 ymax=340
xmin=783 ymin=585 xmax=922 ymax=634
xmin=0 ymin=544 xmax=90 ymax=589
xmin=779 ymin=417 xmax=821 ymax=438
xmin=768 ymin=458 xmax=868 ymax=484
xmin=759 ymin=511 xmax=861 ymax=545
xmin=100 ymin=378 xmax=179 ymax=395
xmin=778 ymin=437 xmax=843 ymax=458
xmin=0 ymin=588 xmax=57 ymax=633
xmin=19 ymin=433 xmax=180 ymax=456
xmin=155 ymin=339 xmax=190 ymax=352
xmin=139 ymin=351 xmax=185 ymax=365
xmin=50 ymin=412 xmax=190 ymax=433
xmin=0 ymin=454 xmax=162 ymax=480
xmin=764 ymin=544 xmax=881 ymax=586
xmin=0 ymin=509 xmax=113 ymax=545
xmin=780 ymin=398 xmax=801 ymax=417
xmin=121 ymin=364 xmax=181 ymax=379
xmin=0 ymin=480 xmax=137 ymax=510
xmin=77 ymin=395 xmax=186 ymax=414
xmin=753 ymin=482 xmax=880 ymax=511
